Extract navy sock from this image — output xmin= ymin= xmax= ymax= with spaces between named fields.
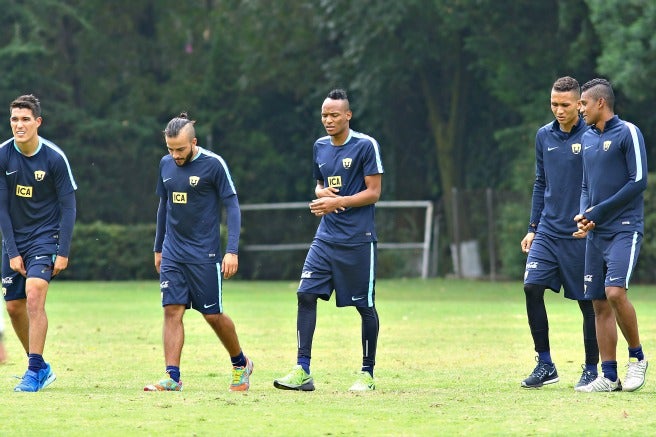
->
xmin=584 ymin=363 xmax=597 ymax=375
xmin=601 ymin=361 xmax=618 ymax=382
xmin=166 ymin=366 xmax=181 ymax=382
xmin=538 ymin=351 xmax=552 ymax=364
xmin=298 ymin=357 xmax=311 ymax=374
xmin=28 ymin=353 xmax=45 ymax=373
xmin=361 ymin=366 xmax=374 ymax=377
xmin=628 ymin=345 xmax=645 ymax=361
xmin=230 ymin=351 xmax=246 ymax=368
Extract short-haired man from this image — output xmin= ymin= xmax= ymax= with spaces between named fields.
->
xmin=520 ymin=77 xmax=599 ymax=390
xmin=574 ymin=78 xmax=648 ymax=392
xmin=274 ymin=89 xmax=383 ymax=392
xmin=0 ymin=94 xmax=77 ymax=392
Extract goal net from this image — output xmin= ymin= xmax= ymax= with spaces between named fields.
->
xmin=238 ymin=201 xmax=433 ymax=280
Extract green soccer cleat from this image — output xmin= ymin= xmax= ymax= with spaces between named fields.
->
xmin=349 ymin=371 xmax=376 ymax=391
xmin=273 ymin=365 xmax=315 ymax=391
xmin=144 ymin=373 xmax=183 ymax=391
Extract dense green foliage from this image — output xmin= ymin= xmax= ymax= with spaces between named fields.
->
xmin=2 ymin=0 xmax=656 ymax=279
xmin=60 ymin=222 xmax=158 ymax=280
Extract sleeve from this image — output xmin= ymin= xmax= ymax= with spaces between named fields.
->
xmin=363 ymin=137 xmax=384 ymax=176
xmin=223 ymin=194 xmax=240 ymax=254
xmin=153 ymin=196 xmax=167 ymax=253
xmin=56 ymin=191 xmax=76 ymax=257
xmin=212 ymin=156 xmax=240 ymax=254
xmin=528 ymin=131 xmax=545 ymax=233
xmin=0 ymin=187 xmax=19 ymax=258
xmin=580 ymin=161 xmax=590 ymax=215
xmin=312 ymin=142 xmax=322 ymax=181
xmin=584 ymin=124 xmax=648 ymax=224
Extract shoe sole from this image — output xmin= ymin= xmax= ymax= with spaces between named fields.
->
xmin=622 ymin=379 xmax=646 ymax=392
xmin=521 ymin=376 xmax=560 ymax=388
xmin=273 ymin=380 xmax=315 ymax=391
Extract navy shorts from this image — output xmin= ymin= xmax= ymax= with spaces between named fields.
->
xmin=159 ymin=258 xmax=223 ymax=314
xmin=2 ymin=246 xmax=57 ymax=301
xmin=298 ymin=238 xmax=376 ymax=308
xmin=524 ymin=233 xmax=587 ymax=300
xmin=584 ymin=231 xmax=641 ymax=300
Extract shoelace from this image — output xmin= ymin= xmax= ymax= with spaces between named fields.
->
xmin=232 ymin=366 xmax=247 ymax=384
xmin=532 ymin=362 xmax=551 ymax=378
xmin=625 ymin=362 xmax=645 ymax=379
xmin=590 ymin=377 xmax=614 ymax=391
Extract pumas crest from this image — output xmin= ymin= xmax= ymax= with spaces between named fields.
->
xmin=571 ymin=143 xmax=581 ymax=154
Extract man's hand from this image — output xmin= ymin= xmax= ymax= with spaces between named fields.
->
xmin=222 ymin=253 xmax=238 ymax=279
xmin=9 ymin=255 xmax=26 ymax=277
xmin=573 ymin=213 xmax=595 ymax=238
xmin=52 ymin=255 xmax=69 ymax=276
xmin=309 ymin=195 xmax=346 ymax=217
xmin=520 ymin=232 xmax=535 ymax=254
xmin=154 ymin=252 xmax=162 ymax=274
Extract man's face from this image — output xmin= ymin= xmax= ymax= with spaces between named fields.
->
xmin=166 ymin=133 xmax=196 ymax=166
xmin=321 ymin=98 xmax=351 ymax=138
xmin=10 ymin=107 xmax=41 ymax=145
xmin=579 ymin=91 xmax=601 ymax=127
xmin=550 ymin=90 xmax=580 ymax=128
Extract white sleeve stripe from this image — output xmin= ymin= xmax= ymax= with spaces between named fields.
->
xmin=352 ymin=131 xmax=384 ymax=173
xmin=41 ymin=137 xmax=78 ymax=190
xmin=200 ymin=147 xmax=237 ymax=194
xmin=626 ymin=122 xmax=643 ymax=182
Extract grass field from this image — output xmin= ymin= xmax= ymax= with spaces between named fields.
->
xmin=1 ymin=278 xmax=655 ymax=436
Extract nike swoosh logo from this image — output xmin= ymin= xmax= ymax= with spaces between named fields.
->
xmin=5 ymin=170 xmax=17 ymax=175
xmin=547 ymin=147 xmax=558 ymax=151
xmin=318 ymin=163 xmax=326 ymax=168
xmin=35 ymin=255 xmax=49 ymax=260
xmin=351 ymin=296 xmax=366 ymax=301
xmin=203 ymin=302 xmax=217 ymax=308
xmin=609 ymin=277 xmax=621 ymax=282
xmin=584 ymin=145 xmax=593 ymax=150
xmin=163 ymin=178 xmax=172 ymax=182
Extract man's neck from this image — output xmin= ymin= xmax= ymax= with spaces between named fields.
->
xmin=596 ymin=113 xmax=615 ymax=133
xmin=16 ymin=137 xmax=39 ymax=156
xmin=331 ymin=129 xmax=349 ymax=146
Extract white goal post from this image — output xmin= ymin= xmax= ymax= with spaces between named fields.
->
xmin=240 ymin=200 xmax=434 ymax=278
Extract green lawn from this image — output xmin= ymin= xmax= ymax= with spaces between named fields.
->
xmin=1 ymin=279 xmax=655 ymax=436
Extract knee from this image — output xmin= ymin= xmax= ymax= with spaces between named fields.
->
xmin=605 ymin=287 xmax=627 ymax=305
xmin=356 ymin=306 xmax=377 ymax=318
xmin=578 ymin=299 xmax=595 ymax=318
xmin=297 ymin=293 xmax=318 ymax=310
xmin=163 ymin=304 xmax=185 ymax=322
xmin=5 ymin=299 xmax=26 ymax=319
xmin=524 ymin=283 xmax=544 ymax=299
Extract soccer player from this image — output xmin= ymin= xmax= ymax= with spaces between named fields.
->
xmin=144 ymin=113 xmax=252 ymax=392
xmin=273 ymin=89 xmax=383 ymax=392
xmin=573 ymin=78 xmax=648 ymax=392
xmin=520 ymin=77 xmax=599 ymax=389
xmin=0 ymin=94 xmax=77 ymax=391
